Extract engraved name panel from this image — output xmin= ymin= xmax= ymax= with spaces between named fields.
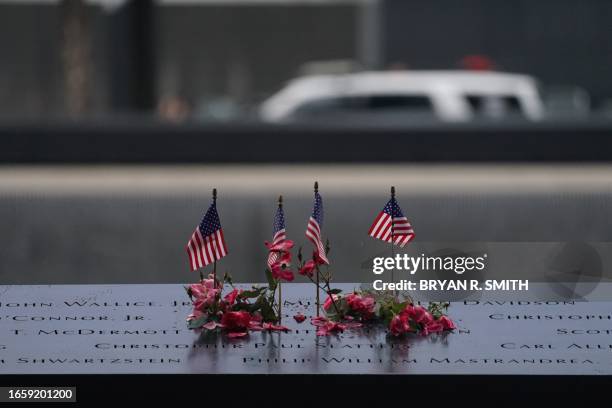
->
xmin=0 ymin=284 xmax=611 ymax=374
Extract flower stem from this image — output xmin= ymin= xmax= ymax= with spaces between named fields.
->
xmin=315 ymin=265 xmax=320 ymax=317
xmin=278 ymin=280 xmax=282 ymax=324
xmin=324 ymin=281 xmax=342 ymax=316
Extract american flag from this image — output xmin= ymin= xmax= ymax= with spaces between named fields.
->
xmin=267 ymin=205 xmax=287 ymax=269
xmin=368 ymin=197 xmax=415 ymax=247
xmin=186 ymin=201 xmax=228 ymax=271
xmin=305 ymin=191 xmax=329 ymax=264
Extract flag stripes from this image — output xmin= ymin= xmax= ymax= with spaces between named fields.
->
xmin=306 ymin=216 xmax=329 ymax=264
xmin=267 ymin=228 xmax=287 ymax=269
xmin=368 ymin=198 xmax=414 ymax=248
xmin=306 ymin=191 xmax=329 ymax=264
xmin=186 ymin=201 xmax=228 ymax=271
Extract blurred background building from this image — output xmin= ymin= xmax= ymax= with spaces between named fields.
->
xmin=0 ymin=0 xmax=611 ymax=285
xmin=1 ymin=0 xmax=611 ymax=120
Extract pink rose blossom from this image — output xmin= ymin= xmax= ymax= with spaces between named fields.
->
xmin=186 ymin=309 xmax=204 ymax=322
xmin=279 ymin=251 xmax=292 ymax=267
xmin=315 ymin=320 xmax=344 ymax=336
xmin=311 ymin=316 xmax=328 ymax=326
xmin=346 ymin=293 xmax=375 ymax=319
xmin=202 ymin=321 xmax=222 ymax=330
xmin=423 ymin=320 xmax=444 ymax=335
xmin=227 ymin=331 xmax=249 ymax=338
xmin=193 ymin=290 xmax=220 ymax=311
xmin=406 ymin=305 xmax=433 ymax=325
xmin=389 ymin=314 xmax=412 ymax=337
xmin=323 ymin=294 xmax=339 ymax=311
xmin=270 ymin=263 xmax=295 ymax=281
xmin=311 ymin=316 xmax=361 ymax=336
xmin=265 ymin=239 xmax=295 ymax=253
xmin=220 ymin=311 xmax=252 ymax=334
xmin=262 ymin=322 xmax=289 ymax=332
xmin=298 ymin=260 xmax=316 ymax=277
xmin=223 ymin=288 xmax=241 ymax=305
xmin=189 ymin=277 xmax=215 ymax=297
xmin=438 ymin=315 xmax=456 ymax=330
xmin=189 ymin=278 xmax=221 ymax=312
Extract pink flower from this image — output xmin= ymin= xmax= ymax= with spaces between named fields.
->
xmin=262 ymin=322 xmax=289 ymax=332
xmin=346 ymin=293 xmax=375 ymax=319
xmin=293 ymin=313 xmax=307 ymax=323
xmin=389 ymin=314 xmax=412 ymax=337
xmin=404 ymin=305 xmax=433 ymax=325
xmin=311 ymin=316 xmax=328 ymax=326
xmin=298 ymin=260 xmax=316 ymax=277
xmin=310 ymin=316 xmax=360 ymax=336
xmin=227 ymin=331 xmax=249 ymax=338
xmin=312 ymin=318 xmax=344 ymax=336
xmin=223 ymin=288 xmax=241 ymax=305
xmin=193 ymin=289 xmax=220 ymax=311
xmin=189 ymin=279 xmax=221 ymax=312
xmin=190 ymin=276 xmax=215 ymax=295
xmin=218 ymin=309 xmax=262 ymax=337
xmin=202 ymin=321 xmax=222 ymax=330
xmin=422 ymin=320 xmax=444 ymax=336
xmin=279 ymin=251 xmax=292 ymax=267
xmin=186 ymin=309 xmax=204 ymax=322
xmin=220 ymin=311 xmax=252 ymax=335
xmin=323 ymin=294 xmax=339 ymax=311
xmin=438 ymin=315 xmax=456 ymax=330
xmin=265 ymin=239 xmax=295 ymax=253
xmin=317 ymin=322 xmax=341 ymax=336
xmin=270 ymin=262 xmax=295 ymax=281
xmin=246 ymin=318 xmax=263 ymax=331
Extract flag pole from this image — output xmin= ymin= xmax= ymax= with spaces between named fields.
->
xmin=278 ymin=194 xmax=283 ymax=324
xmin=390 ymin=186 xmax=396 ymax=298
xmin=314 ymin=181 xmax=321 ymax=317
xmin=213 ymin=188 xmax=218 ymax=288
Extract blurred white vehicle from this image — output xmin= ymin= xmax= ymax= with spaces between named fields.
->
xmin=260 ymin=70 xmax=544 ymax=123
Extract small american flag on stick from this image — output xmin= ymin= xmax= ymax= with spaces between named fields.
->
xmin=305 ymin=182 xmax=329 ymax=264
xmin=368 ymin=190 xmax=415 ymax=248
xmin=186 ymin=195 xmax=228 ymax=271
xmin=267 ymin=198 xmax=287 ymax=270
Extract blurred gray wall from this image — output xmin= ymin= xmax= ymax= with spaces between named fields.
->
xmin=1 ymin=165 xmax=611 ymax=284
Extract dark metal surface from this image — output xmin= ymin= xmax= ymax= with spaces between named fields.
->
xmin=0 ymin=283 xmax=610 ymax=375
xmin=2 ymin=121 xmax=612 ymax=163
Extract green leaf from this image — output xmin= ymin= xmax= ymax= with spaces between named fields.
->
xmin=265 ymin=269 xmax=277 ymax=291
xmin=328 ymin=288 xmax=343 ymax=295
xmin=233 ymin=302 xmax=257 ymax=313
xmin=238 ymin=287 xmax=266 ymax=299
xmin=258 ymin=297 xmax=277 ymax=322
xmin=223 ymin=272 xmax=233 ymax=285
xmin=187 ymin=315 xmax=209 ymax=329
xmin=324 ymin=297 xmax=348 ymax=321
xmin=391 ymin=301 xmax=409 ymax=315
